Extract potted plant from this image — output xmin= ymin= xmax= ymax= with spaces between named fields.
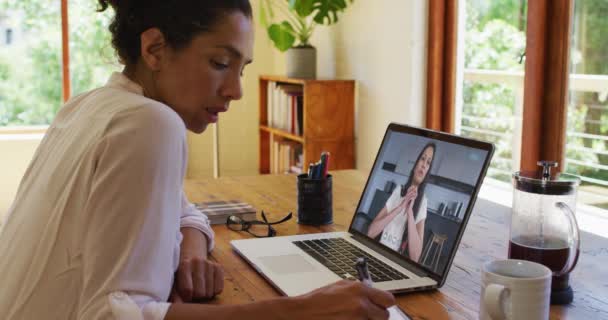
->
xmin=261 ymin=0 xmax=353 ymax=79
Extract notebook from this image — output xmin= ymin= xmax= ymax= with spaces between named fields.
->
xmin=195 ymin=200 xmax=256 ymax=225
xmin=231 ymin=123 xmax=494 ymax=297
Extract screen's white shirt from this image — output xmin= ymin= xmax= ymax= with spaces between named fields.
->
xmin=0 ymin=72 xmax=214 ymax=320
xmin=380 ymin=187 xmax=427 ymax=252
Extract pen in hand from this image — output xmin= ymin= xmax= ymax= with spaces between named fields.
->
xmin=355 ymin=257 xmax=373 ymax=288
xmin=355 ymin=257 xmax=412 ymax=320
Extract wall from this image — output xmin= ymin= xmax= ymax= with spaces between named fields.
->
xmin=312 ymin=0 xmax=429 ymax=171
xmin=0 ymin=134 xmax=41 ymax=218
xmin=188 ymin=0 xmax=429 ymax=177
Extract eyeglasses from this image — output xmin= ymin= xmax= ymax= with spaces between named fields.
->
xmin=226 ymin=211 xmax=293 ymax=238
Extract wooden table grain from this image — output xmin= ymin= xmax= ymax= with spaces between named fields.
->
xmin=184 ymin=170 xmax=608 ymax=320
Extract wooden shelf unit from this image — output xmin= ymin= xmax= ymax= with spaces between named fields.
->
xmin=259 ymin=75 xmax=355 ymax=174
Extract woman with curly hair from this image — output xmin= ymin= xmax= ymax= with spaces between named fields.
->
xmin=0 ymin=1 xmax=394 ymax=319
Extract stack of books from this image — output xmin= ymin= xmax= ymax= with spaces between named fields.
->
xmin=436 ymin=200 xmax=465 ymax=221
xmin=266 ymin=81 xmax=304 ymax=135
xmin=271 ymin=139 xmax=303 ymax=174
xmin=194 ymin=200 xmax=257 ymax=225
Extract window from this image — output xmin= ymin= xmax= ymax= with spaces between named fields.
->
xmin=566 ymin=0 xmax=608 ymax=209
xmin=0 ymin=2 xmax=61 ymax=127
xmin=68 ymin=1 xmax=118 ymax=99
xmin=456 ymin=0 xmax=527 ymax=182
xmin=0 ymin=0 xmax=116 ymax=128
xmin=430 ymin=0 xmax=608 ymax=210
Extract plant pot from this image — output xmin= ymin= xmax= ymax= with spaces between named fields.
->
xmin=286 ymin=45 xmax=316 ymax=79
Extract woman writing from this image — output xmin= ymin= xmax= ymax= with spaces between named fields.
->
xmin=0 ymin=1 xmax=394 ymax=319
xmin=367 ymin=143 xmax=436 ymax=262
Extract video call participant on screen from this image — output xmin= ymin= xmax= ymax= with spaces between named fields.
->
xmin=367 ymin=143 xmax=436 ymax=262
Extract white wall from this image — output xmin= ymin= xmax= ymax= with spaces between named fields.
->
xmin=312 ymin=0 xmax=429 ymax=171
xmin=189 ymin=1 xmax=430 ymax=176
xmin=0 ymin=135 xmax=41 ymax=218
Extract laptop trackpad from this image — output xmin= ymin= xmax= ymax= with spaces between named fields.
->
xmin=259 ymin=254 xmax=318 ymax=274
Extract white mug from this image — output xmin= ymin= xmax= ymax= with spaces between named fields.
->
xmin=479 ymin=259 xmax=552 ymax=320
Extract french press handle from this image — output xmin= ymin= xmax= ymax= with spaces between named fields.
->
xmin=555 ymin=202 xmax=581 ymax=276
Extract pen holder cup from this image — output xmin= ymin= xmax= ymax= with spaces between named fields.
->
xmin=297 ymin=174 xmax=333 ymax=225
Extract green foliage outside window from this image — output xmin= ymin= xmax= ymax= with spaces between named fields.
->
xmin=462 ymin=1 xmax=526 ymax=181
xmin=464 ymin=0 xmax=608 ymax=187
xmin=0 ymin=0 xmax=116 ymax=126
xmin=566 ymin=0 xmax=608 ymax=186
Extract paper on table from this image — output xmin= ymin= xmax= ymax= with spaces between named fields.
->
xmin=389 ymin=305 xmax=411 ymax=320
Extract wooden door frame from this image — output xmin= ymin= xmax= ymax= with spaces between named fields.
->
xmin=426 ymin=0 xmax=458 ymax=133
xmin=520 ymin=0 xmax=574 ymax=172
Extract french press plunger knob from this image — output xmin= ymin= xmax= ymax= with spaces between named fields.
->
xmin=537 ymin=160 xmax=558 ymax=180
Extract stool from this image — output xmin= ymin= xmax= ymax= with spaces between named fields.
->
xmin=420 ymin=232 xmax=447 ymax=272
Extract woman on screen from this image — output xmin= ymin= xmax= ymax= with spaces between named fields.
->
xmin=367 ymin=143 xmax=436 ymax=262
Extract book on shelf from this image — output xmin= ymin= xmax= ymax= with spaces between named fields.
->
xmin=435 ymin=201 xmax=463 ymax=221
xmin=295 ymin=95 xmax=303 ymax=135
xmin=266 ymin=81 xmax=303 ymax=135
xmin=437 ymin=203 xmax=446 ymax=216
xmin=270 ymin=138 xmax=303 ymax=174
xmin=456 ymin=201 xmax=464 ymax=219
xmin=194 ymin=200 xmax=257 ymax=225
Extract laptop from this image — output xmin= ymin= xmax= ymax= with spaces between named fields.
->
xmin=231 ymin=123 xmax=494 ymax=296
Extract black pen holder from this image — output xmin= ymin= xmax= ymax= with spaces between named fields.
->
xmin=297 ymin=174 xmax=333 ymax=225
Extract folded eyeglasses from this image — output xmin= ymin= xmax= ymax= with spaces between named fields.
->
xmin=226 ymin=211 xmax=292 ymax=238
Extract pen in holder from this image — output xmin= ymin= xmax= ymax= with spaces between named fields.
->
xmin=297 ymin=173 xmax=333 ymax=225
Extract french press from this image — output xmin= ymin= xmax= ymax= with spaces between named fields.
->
xmin=510 ymin=161 xmax=581 ymax=305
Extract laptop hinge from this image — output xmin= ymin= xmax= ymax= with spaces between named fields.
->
xmin=350 ymin=233 xmax=434 ymax=280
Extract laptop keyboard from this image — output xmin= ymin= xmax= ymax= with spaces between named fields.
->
xmin=292 ymin=238 xmax=409 ymax=282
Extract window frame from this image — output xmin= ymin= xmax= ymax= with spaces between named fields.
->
xmin=426 ymin=0 xmax=574 ymax=174
xmin=426 ymin=0 xmax=458 ymax=133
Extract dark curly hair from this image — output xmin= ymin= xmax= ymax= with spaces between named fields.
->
xmin=97 ymin=0 xmax=252 ymax=65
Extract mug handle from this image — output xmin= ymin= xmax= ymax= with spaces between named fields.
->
xmin=555 ymin=202 xmax=581 ymax=275
xmin=484 ymin=283 xmax=509 ymax=320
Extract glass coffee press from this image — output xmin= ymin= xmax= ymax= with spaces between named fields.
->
xmin=510 ymin=161 xmax=580 ymax=305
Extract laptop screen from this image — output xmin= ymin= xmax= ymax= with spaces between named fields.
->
xmin=349 ymin=124 xmax=493 ymax=279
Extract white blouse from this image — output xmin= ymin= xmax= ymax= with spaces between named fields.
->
xmin=380 ymin=187 xmax=427 ymax=252
xmin=0 ymin=72 xmax=214 ymax=320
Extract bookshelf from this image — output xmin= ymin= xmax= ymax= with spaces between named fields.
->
xmin=259 ymin=75 xmax=355 ymax=174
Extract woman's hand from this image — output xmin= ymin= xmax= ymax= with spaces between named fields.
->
xmin=367 ymin=186 xmax=418 ymax=238
xmin=171 ymin=256 xmax=224 ymax=302
xmin=405 ymin=188 xmax=418 ymax=216
xmin=171 ymin=228 xmax=224 ymax=302
xmin=399 ymin=186 xmax=417 ymax=213
xmin=292 ymin=280 xmax=396 ymax=320
xmin=404 ymin=187 xmax=424 ymax=261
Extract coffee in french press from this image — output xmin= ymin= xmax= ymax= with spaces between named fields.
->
xmin=510 ymin=161 xmax=581 ymax=305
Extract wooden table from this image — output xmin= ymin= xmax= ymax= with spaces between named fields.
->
xmin=184 ymin=170 xmax=608 ymax=319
